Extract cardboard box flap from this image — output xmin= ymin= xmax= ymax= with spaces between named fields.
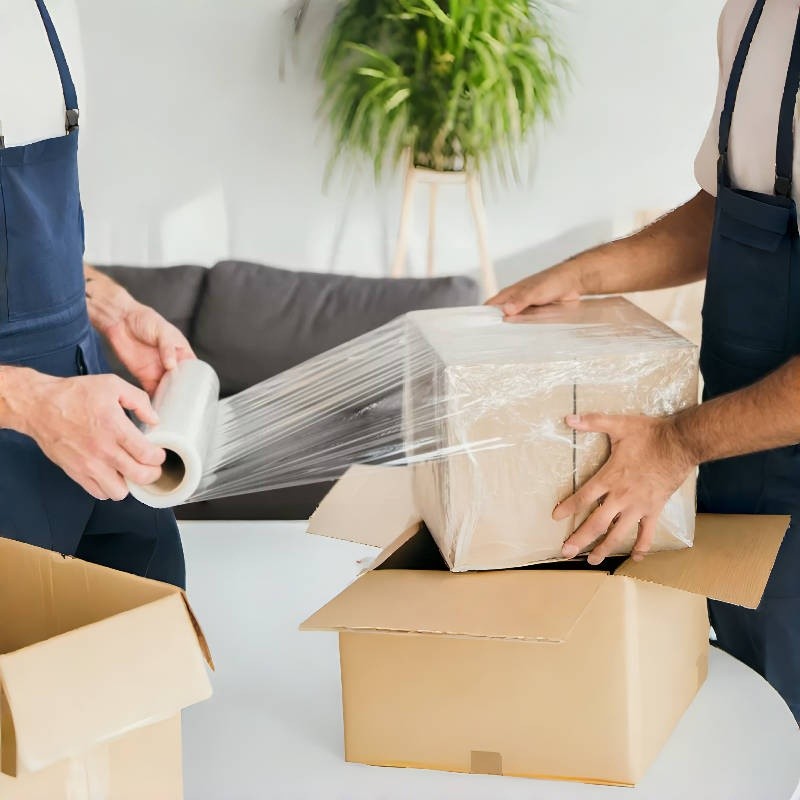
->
xmin=181 ymin=594 xmax=215 ymax=671
xmin=300 ymin=569 xmax=606 ymax=642
xmin=367 ymin=523 xmax=427 ymax=571
xmin=0 ymin=592 xmax=212 ymax=776
xmin=307 ymin=464 xmax=420 ymax=548
xmin=0 ymin=539 xmax=210 ymax=669
xmin=616 ymin=514 xmax=789 ymax=609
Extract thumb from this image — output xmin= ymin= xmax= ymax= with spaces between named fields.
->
xmin=485 ymin=287 xmax=526 ymax=316
xmin=484 ymin=290 xmax=506 ymax=307
xmin=128 ymin=306 xmax=160 ymax=346
xmin=116 ymin=379 xmax=159 ymax=426
xmin=501 ymin=300 xmax=525 ymax=317
xmin=130 ymin=308 xmax=178 ymax=370
xmin=565 ymin=412 xmax=619 ymax=435
xmin=159 ymin=336 xmax=178 ymax=371
xmin=485 ymin=292 xmax=521 ymax=315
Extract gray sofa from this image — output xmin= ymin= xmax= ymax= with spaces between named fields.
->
xmin=97 ymin=260 xmax=479 ymax=520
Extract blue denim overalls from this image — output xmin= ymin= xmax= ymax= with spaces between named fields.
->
xmin=0 ymin=0 xmax=184 ymax=587
xmin=699 ymin=0 xmax=800 ymax=721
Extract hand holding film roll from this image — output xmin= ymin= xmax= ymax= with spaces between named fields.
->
xmin=126 ymin=359 xmax=221 ymax=509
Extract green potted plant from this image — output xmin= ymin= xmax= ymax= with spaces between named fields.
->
xmin=319 ymin=0 xmax=568 ymax=181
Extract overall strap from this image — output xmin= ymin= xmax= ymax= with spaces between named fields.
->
xmin=774 ymin=9 xmax=800 ymax=197
xmin=33 ymin=0 xmax=79 ymax=133
xmin=719 ymin=0 xmax=766 ymax=182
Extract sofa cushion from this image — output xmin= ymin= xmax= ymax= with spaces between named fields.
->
xmin=97 ymin=264 xmax=207 ymax=337
xmin=192 ymin=260 xmax=480 ymax=396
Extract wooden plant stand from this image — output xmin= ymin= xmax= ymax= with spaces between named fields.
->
xmin=390 ymin=161 xmax=498 ymax=298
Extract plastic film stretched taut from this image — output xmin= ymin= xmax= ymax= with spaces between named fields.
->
xmin=126 ymin=298 xmax=699 ymax=569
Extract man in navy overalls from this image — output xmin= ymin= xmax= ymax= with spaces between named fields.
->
xmin=0 ymin=1 xmax=192 ymax=588
xmin=491 ymin=0 xmax=800 ymax=723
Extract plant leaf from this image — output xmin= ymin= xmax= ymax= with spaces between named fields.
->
xmin=385 ymin=87 xmax=412 ymax=111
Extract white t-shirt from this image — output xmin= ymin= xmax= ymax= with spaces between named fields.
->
xmin=0 ymin=0 xmax=84 ymax=149
xmin=696 ymin=0 xmax=800 ymax=200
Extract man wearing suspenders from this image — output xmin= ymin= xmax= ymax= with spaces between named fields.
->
xmin=491 ymin=0 xmax=800 ymax=723
xmin=0 ymin=1 xmax=193 ymax=588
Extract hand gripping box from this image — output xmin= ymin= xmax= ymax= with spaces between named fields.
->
xmin=402 ymin=299 xmax=699 ymax=571
xmin=0 ymin=537 xmax=213 ymax=799
xmin=303 ymin=465 xmax=787 ymax=786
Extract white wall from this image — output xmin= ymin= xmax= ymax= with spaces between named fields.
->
xmin=75 ymin=0 xmax=724 ymax=277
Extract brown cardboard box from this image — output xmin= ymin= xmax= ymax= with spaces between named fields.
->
xmin=402 ymin=299 xmax=699 ymax=571
xmin=0 ymin=536 xmax=213 ymax=799
xmin=304 ymin=466 xmax=787 ymax=786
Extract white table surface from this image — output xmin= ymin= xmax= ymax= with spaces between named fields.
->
xmin=180 ymin=521 xmax=800 ymax=800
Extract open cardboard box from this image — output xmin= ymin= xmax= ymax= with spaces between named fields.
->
xmin=0 ymin=536 xmax=213 ymax=799
xmin=303 ymin=465 xmax=788 ymax=786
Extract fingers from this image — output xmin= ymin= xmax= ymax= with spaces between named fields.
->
xmin=76 ymin=421 xmax=163 ymax=501
xmin=160 ymin=331 xmax=195 ymax=371
xmin=112 ymin=447 xmax=162 ymax=486
xmin=176 ymin=342 xmax=196 ymax=362
xmin=565 ymin=413 xmax=621 ymax=436
xmin=485 ymin=285 xmax=511 ymax=306
xmin=129 ymin=306 xmax=194 ymax=372
xmin=83 ymin=479 xmax=109 ymax=501
xmin=63 ymin=465 xmax=109 ymax=501
xmin=159 ymin=329 xmax=197 ymax=374
xmin=499 ymin=296 xmax=528 ymax=317
xmin=115 ymin=378 xmax=159 ymax=426
xmin=485 ymin=288 xmax=516 ymax=313
xmin=89 ymin=444 xmax=160 ymax=501
xmin=118 ymin=423 xmax=166 ymax=467
xmin=159 ymin=339 xmax=178 ymax=371
xmin=113 ymin=378 xmax=167 ymax=468
xmin=586 ymin=511 xmax=640 ymax=566
xmin=631 ymin=516 xmax=657 ymax=562
xmin=88 ymin=461 xmax=129 ymax=502
xmin=553 ymin=475 xmax=608 ymax=522
xmin=485 ymin=282 xmax=533 ymax=317
xmin=562 ymin=506 xmax=644 ymax=566
xmin=486 ymin=267 xmax=581 ymax=315
xmin=561 ymin=502 xmax=617 ymax=558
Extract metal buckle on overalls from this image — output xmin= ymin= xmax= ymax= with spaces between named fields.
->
xmin=65 ymin=109 xmax=80 ymax=133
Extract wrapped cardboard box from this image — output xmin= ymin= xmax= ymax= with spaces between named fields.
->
xmin=402 ymin=299 xmax=699 ymax=571
xmin=0 ymin=537 xmax=213 ymax=799
xmin=304 ymin=466 xmax=787 ymax=786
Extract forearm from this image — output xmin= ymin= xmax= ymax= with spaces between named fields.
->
xmin=84 ymin=262 xmax=136 ymax=333
xmin=569 ymin=190 xmax=715 ymax=296
xmin=673 ymin=357 xmax=800 ymax=464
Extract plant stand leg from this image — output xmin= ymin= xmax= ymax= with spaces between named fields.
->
xmin=426 ymin=181 xmax=439 ymax=277
xmin=391 ymin=165 xmax=417 ymax=278
xmin=466 ymin=172 xmax=497 ymax=298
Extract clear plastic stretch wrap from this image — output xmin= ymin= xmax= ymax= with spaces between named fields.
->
xmin=127 ymin=297 xmax=699 ymax=570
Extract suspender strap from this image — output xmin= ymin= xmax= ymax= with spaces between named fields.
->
xmin=719 ymin=0 xmax=766 ymax=180
xmin=774 ymin=10 xmax=800 ymax=197
xmin=33 ymin=0 xmax=79 ymax=132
